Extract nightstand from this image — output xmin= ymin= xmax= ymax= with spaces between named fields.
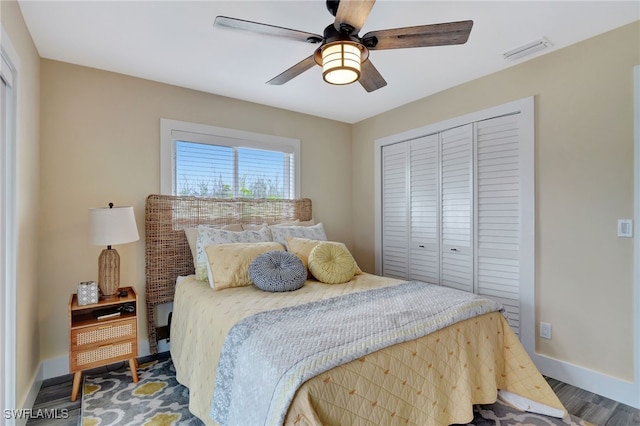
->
xmin=68 ymin=286 xmax=139 ymax=401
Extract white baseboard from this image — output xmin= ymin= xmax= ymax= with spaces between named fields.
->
xmin=39 ymin=355 xmax=67 ymax=381
xmin=532 ymin=352 xmax=640 ymax=409
xmin=14 ymin=373 xmax=42 ymax=426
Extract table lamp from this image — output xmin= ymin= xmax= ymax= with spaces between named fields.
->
xmin=89 ymin=203 xmax=139 ymax=299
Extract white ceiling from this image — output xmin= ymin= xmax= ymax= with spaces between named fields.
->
xmin=18 ymin=1 xmax=640 ymax=123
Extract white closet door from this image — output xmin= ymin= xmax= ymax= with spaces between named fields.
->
xmin=440 ymin=124 xmax=473 ymax=292
xmin=475 ymin=114 xmax=521 ymax=333
xmin=409 ymin=135 xmax=440 ymax=283
xmin=381 ymin=142 xmax=409 ymax=279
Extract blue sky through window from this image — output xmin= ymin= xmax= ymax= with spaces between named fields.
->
xmin=175 ymin=141 xmax=290 ymax=198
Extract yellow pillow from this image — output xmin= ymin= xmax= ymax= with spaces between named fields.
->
xmin=286 ymin=237 xmax=362 ymax=276
xmin=308 ymin=242 xmax=357 ymax=284
xmin=205 ymin=242 xmax=284 ymax=290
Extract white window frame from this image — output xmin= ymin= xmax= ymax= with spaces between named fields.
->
xmin=160 ymin=119 xmax=300 ymax=198
xmin=1 ymin=27 xmax=18 ymax=424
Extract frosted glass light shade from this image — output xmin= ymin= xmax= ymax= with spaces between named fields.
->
xmin=322 ymin=42 xmax=361 ymax=85
xmin=89 ymin=206 xmax=139 ymax=247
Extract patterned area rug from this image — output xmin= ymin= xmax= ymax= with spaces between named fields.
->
xmin=81 ymin=358 xmax=592 ymax=426
xmin=456 ymin=401 xmax=593 ymax=426
xmin=81 ymin=358 xmax=203 ymax=425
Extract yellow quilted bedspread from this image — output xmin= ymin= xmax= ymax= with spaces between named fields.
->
xmin=170 ymin=274 xmax=565 ymax=426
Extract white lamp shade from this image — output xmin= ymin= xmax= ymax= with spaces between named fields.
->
xmin=89 ymin=206 xmax=139 ymax=246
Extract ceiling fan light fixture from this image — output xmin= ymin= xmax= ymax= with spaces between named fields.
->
xmin=321 ymin=41 xmax=361 ymax=85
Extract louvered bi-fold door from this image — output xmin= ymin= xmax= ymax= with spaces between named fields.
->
xmin=440 ymin=124 xmax=474 ymax=293
xmin=475 ymin=114 xmax=522 ymax=334
xmin=381 ymin=142 xmax=409 ymax=279
xmin=409 ymin=135 xmax=440 ymax=283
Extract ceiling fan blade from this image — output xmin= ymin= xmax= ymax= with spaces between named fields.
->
xmin=363 ymin=20 xmax=473 ymax=50
xmin=215 ymin=16 xmax=322 ymax=44
xmin=334 ymin=0 xmax=375 ymax=33
xmin=359 ymin=59 xmax=387 ymax=92
xmin=267 ymin=55 xmax=317 ymax=85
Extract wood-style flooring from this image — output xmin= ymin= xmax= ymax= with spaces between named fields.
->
xmin=545 ymin=377 xmax=639 ymax=426
xmin=25 ymin=352 xmax=639 ymax=426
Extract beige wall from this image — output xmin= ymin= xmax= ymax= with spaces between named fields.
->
xmin=38 ymin=59 xmax=352 ymax=361
xmin=1 ymin=0 xmax=41 ymax=409
xmin=352 ymin=21 xmax=639 ymax=381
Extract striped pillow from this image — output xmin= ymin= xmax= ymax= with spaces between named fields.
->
xmin=249 ymin=251 xmax=307 ymax=292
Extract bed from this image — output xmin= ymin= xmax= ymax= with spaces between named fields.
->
xmin=145 ymin=194 xmax=566 ymax=426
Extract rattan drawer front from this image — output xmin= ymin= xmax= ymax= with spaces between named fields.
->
xmin=71 ymin=319 xmax=136 ymax=348
xmin=71 ymin=340 xmax=135 ymax=370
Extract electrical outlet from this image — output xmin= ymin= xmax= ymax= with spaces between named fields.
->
xmin=540 ymin=322 xmax=552 ymax=340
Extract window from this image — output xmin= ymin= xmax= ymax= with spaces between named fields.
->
xmin=160 ymin=119 xmax=300 ymax=199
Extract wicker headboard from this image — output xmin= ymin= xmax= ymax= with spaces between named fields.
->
xmin=144 ymin=194 xmax=312 ymax=353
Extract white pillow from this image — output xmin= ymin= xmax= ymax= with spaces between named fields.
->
xmin=185 ymin=224 xmax=243 ymax=267
xmin=195 ymin=225 xmax=273 ymax=283
xmin=270 ymin=223 xmax=327 ymax=248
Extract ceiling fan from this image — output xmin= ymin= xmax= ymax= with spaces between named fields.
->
xmin=214 ymin=0 xmax=473 ymax=92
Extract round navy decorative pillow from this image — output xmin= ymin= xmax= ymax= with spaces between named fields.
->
xmin=249 ymin=250 xmax=307 ymax=292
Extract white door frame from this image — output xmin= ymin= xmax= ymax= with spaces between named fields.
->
xmin=633 ymin=64 xmax=640 ymax=408
xmin=1 ymin=27 xmax=18 ymax=422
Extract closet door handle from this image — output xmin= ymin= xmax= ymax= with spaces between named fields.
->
xmin=418 ymin=245 xmax=425 ymax=248
xmin=450 ymin=248 xmax=458 ymax=252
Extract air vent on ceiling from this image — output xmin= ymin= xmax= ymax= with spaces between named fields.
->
xmin=503 ymin=37 xmax=552 ymax=60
